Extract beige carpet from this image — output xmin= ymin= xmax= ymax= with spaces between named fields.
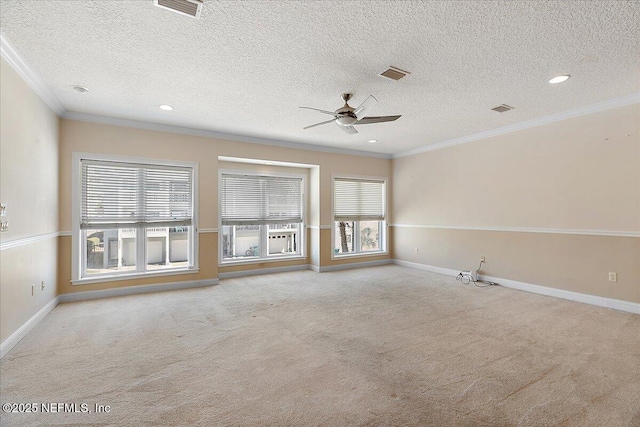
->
xmin=1 ymin=265 xmax=639 ymax=426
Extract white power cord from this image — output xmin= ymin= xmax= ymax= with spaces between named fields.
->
xmin=456 ymin=260 xmax=498 ymax=288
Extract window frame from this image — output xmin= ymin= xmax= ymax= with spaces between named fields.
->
xmin=331 ymin=174 xmax=388 ymax=259
xmin=218 ymin=169 xmax=306 ymax=266
xmin=71 ymin=152 xmax=199 ymax=285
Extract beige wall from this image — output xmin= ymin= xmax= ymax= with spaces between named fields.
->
xmin=58 ymin=119 xmax=391 ymax=293
xmin=219 ymin=256 xmax=309 ymax=275
xmin=0 ymin=58 xmax=60 ymax=343
xmin=392 ymin=104 xmax=640 ymax=303
xmin=309 ymin=166 xmax=321 ymax=268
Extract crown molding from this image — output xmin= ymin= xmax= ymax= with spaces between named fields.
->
xmin=0 ymin=32 xmax=66 ymax=116
xmin=393 ymin=92 xmax=640 ymax=159
xmin=3 ymin=30 xmax=637 ymax=161
xmin=1 ymin=31 xmax=388 ymax=159
xmin=62 ymin=111 xmax=393 ymax=160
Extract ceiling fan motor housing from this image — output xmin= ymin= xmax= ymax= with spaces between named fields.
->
xmin=300 ymin=93 xmax=400 ymax=132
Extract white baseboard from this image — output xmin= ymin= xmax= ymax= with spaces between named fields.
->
xmin=219 ymin=264 xmax=308 ymax=279
xmin=220 ymin=259 xmax=392 ymax=276
xmin=316 ymin=259 xmax=391 ymax=272
xmin=58 ymin=278 xmax=219 ymax=303
xmin=392 ymin=259 xmax=640 ymax=315
xmin=604 ymin=298 xmax=640 ymax=314
xmin=1 ymin=278 xmax=219 ymax=359
xmin=479 ymin=273 xmax=640 ymax=315
xmin=1 ymin=297 xmax=59 ymax=359
xmin=392 ymin=259 xmax=461 ymax=277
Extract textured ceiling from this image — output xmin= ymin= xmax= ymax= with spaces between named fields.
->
xmin=1 ymin=0 xmax=639 ymax=155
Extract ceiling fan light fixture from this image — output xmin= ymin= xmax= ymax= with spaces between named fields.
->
xmin=549 ymin=75 xmax=570 ymax=84
xmin=336 ymin=115 xmax=357 ymax=126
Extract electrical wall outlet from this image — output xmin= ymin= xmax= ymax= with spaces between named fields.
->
xmin=414 ymin=248 xmax=419 ymax=254
xmin=481 ymin=256 xmax=485 ymax=262
xmin=1 ymin=204 xmax=7 ymax=232
xmin=608 ymin=272 xmax=617 ymax=282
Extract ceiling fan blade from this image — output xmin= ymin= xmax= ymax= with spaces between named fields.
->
xmin=299 ymin=106 xmax=336 ymax=116
xmin=339 ymin=125 xmax=358 ymax=134
xmin=303 ymin=118 xmax=337 ymax=130
xmin=355 ymin=115 xmax=401 ymax=125
xmin=353 ymin=95 xmax=378 ymax=120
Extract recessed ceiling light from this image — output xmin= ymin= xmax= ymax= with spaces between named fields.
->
xmin=368 ymin=139 xmax=377 ymax=143
xmin=549 ymin=75 xmax=570 ymax=84
xmin=73 ymin=86 xmax=90 ymax=94
xmin=159 ymin=104 xmax=174 ymax=111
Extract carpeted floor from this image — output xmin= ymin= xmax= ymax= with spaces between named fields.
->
xmin=1 ymin=265 xmax=639 ymax=426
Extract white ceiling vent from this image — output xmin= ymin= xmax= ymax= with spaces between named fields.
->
xmin=154 ymin=0 xmax=203 ymax=19
xmin=378 ymin=66 xmax=411 ymax=81
xmin=491 ymin=104 xmax=514 ymax=113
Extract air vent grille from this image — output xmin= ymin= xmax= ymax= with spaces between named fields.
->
xmin=154 ymin=0 xmax=203 ymax=18
xmin=378 ymin=66 xmax=411 ymax=81
xmin=491 ymin=104 xmax=514 ymax=113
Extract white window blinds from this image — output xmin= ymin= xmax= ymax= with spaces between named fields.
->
xmin=334 ymin=177 xmax=385 ymax=221
xmin=221 ymin=174 xmax=303 ymax=225
xmin=81 ymin=159 xmax=193 ymax=229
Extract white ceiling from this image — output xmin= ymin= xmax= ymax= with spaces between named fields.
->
xmin=1 ymin=1 xmax=638 ymax=156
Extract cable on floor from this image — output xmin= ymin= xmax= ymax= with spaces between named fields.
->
xmin=456 ymin=260 xmax=498 ymax=288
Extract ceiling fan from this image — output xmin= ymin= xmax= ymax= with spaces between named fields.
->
xmin=300 ymin=93 xmax=401 ymax=134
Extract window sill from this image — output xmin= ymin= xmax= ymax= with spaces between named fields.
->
xmin=219 ymin=254 xmax=306 ymax=267
xmin=72 ymin=268 xmax=200 ymax=285
xmin=330 ymin=251 xmax=388 ymax=261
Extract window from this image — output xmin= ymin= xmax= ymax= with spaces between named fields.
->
xmin=333 ymin=176 xmax=386 ymax=256
xmin=220 ymin=172 xmax=304 ymax=262
xmin=75 ymin=155 xmax=196 ymax=281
